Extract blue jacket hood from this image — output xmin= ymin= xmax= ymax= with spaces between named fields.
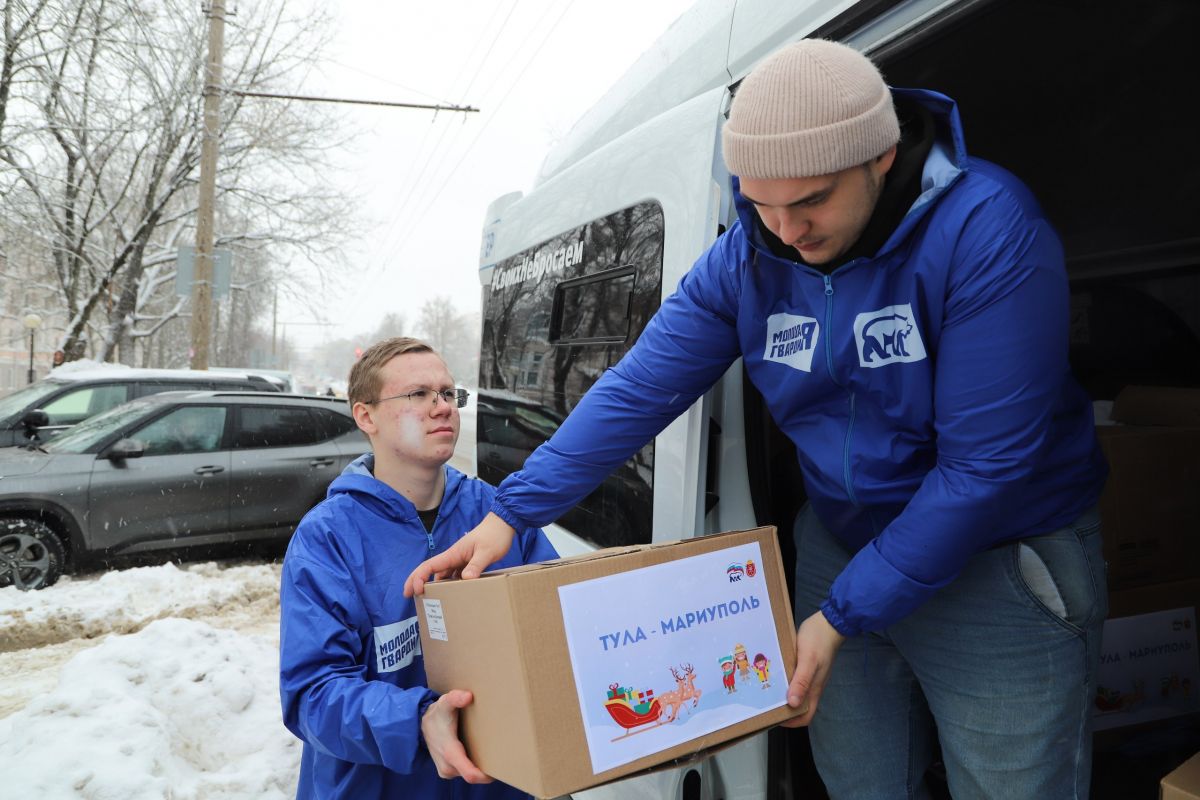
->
xmin=330 ymin=452 xmax=470 ymax=527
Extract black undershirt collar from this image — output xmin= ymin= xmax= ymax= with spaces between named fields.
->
xmin=417 ymin=506 xmax=439 ymax=534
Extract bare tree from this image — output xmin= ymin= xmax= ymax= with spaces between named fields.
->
xmin=370 ymin=312 xmax=408 ymax=343
xmin=0 ymin=0 xmax=352 ymax=364
xmin=418 ymin=295 xmax=480 ymax=385
xmin=0 ymin=0 xmax=53 ymax=145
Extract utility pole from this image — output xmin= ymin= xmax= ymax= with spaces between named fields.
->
xmin=190 ymin=0 xmax=225 ymax=370
xmin=185 ymin=4 xmax=476 ymax=369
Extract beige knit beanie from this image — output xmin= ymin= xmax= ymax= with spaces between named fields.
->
xmin=722 ymin=39 xmax=900 ymax=179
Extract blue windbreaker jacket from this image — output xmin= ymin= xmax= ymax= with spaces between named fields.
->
xmin=489 ymin=89 xmax=1107 ymax=637
xmin=279 ymin=456 xmax=558 ymax=800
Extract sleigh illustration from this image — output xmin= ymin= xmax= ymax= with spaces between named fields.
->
xmin=604 ymin=685 xmax=663 ymax=738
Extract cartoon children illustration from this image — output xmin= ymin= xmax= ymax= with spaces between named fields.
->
xmin=719 ymin=655 xmax=737 ymax=694
xmin=733 ymin=643 xmax=751 ymax=682
xmin=753 ymin=653 xmax=771 ymax=689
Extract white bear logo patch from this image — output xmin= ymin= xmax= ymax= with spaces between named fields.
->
xmin=854 ymin=304 xmax=927 ymax=368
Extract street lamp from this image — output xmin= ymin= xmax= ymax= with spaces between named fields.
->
xmin=22 ymin=313 xmax=42 ymax=384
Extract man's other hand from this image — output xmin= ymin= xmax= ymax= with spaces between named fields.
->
xmin=420 ymin=690 xmax=493 ymax=784
xmin=780 ymin=610 xmax=845 ymax=728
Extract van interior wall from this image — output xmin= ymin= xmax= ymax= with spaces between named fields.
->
xmin=877 ymin=0 xmax=1200 ymax=399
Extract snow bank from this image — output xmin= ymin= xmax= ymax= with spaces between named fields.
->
xmin=0 ymin=561 xmax=282 ymax=652
xmin=0 ymin=617 xmax=300 ymax=798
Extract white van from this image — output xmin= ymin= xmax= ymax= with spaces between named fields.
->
xmin=475 ymin=1 xmax=1199 ymax=797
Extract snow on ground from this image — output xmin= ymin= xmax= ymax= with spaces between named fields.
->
xmin=0 ymin=560 xmax=300 ymax=799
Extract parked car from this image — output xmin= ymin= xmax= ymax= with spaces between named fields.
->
xmin=0 ymin=364 xmax=285 ymax=448
xmin=211 ymin=366 xmax=296 ymax=393
xmin=0 ymin=390 xmax=366 ymax=590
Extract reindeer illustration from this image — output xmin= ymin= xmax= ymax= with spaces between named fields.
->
xmin=680 ymin=663 xmax=702 ymax=710
xmin=657 ymin=666 xmax=691 ymax=723
xmin=657 ymin=664 xmax=704 ymax=723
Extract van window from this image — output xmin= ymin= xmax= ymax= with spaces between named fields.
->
xmin=480 ymin=201 xmax=664 ymax=547
xmin=551 ymin=267 xmax=636 ymax=344
xmin=42 ymin=384 xmax=129 ymax=426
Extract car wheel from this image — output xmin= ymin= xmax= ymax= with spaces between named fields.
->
xmin=0 ymin=518 xmax=67 ymax=591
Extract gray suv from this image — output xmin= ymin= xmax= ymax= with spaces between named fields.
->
xmin=0 ymin=366 xmax=285 ymax=448
xmin=0 ymin=391 xmax=366 ymax=590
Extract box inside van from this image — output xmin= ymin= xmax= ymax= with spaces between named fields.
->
xmin=476 ymin=1 xmax=1199 ymax=796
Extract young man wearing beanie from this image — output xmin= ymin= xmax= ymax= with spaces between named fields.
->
xmin=407 ymin=40 xmax=1106 ymax=799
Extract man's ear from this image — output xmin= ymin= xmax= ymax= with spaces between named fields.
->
xmin=352 ymin=402 xmax=378 ymax=436
xmin=875 ymin=144 xmax=898 ymax=176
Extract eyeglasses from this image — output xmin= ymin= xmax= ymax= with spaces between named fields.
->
xmin=368 ymin=388 xmax=470 ymax=409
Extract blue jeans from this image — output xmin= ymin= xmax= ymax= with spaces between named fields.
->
xmin=792 ymin=505 xmax=1107 ymax=799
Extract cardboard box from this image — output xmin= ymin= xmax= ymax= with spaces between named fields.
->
xmin=1109 ymin=578 xmax=1200 ymax=620
xmin=1094 ymin=604 xmax=1200 ymax=731
xmin=1096 ymin=386 xmax=1200 ymax=590
xmin=1162 ymin=750 xmax=1200 ymax=800
xmin=418 ymin=526 xmax=798 ymax=798
xmin=1111 ymin=386 xmax=1200 ymax=428
xmin=1095 ymin=580 xmax=1200 ymax=731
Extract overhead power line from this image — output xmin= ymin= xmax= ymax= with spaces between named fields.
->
xmin=226 ymin=89 xmax=478 ymax=113
xmin=188 ymin=0 xmax=478 ymax=369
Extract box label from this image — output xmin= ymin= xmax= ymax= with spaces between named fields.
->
xmin=1094 ymin=606 xmax=1200 ymax=731
xmin=423 ymin=599 xmax=448 ymax=642
xmin=558 ymin=542 xmax=787 ymax=774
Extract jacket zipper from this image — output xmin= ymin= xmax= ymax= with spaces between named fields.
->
xmin=425 ymin=511 xmax=438 ymax=552
xmin=823 ymin=274 xmax=859 ymax=507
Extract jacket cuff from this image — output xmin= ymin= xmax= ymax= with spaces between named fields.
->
xmin=489 ymin=499 xmax=526 ymax=532
xmin=827 ymin=540 xmax=949 ymax=636
xmin=819 ymin=598 xmax=853 ymax=637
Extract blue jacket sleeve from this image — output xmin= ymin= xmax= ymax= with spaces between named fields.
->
xmin=279 ymin=544 xmax=436 ymax=772
xmin=519 ymin=526 xmax=560 ymax=563
xmin=490 ymin=232 xmax=747 ymax=531
xmin=823 ymin=187 xmax=1072 ymax=636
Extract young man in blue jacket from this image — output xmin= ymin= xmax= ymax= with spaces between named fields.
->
xmin=406 ymin=40 xmax=1109 ymax=799
xmin=279 ymin=337 xmax=557 ymax=800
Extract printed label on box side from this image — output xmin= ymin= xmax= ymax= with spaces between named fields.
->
xmin=558 ymin=541 xmax=786 ymax=774
xmin=423 ymin=599 xmax=448 ymax=642
xmin=1094 ymin=606 xmax=1199 ymax=731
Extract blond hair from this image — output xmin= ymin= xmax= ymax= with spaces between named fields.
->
xmin=347 ymin=337 xmax=437 ymax=408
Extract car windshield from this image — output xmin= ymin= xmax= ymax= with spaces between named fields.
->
xmin=0 ymin=380 xmax=69 ymax=424
xmin=43 ymin=396 xmax=160 ymax=454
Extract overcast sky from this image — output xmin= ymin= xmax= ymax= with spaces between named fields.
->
xmin=279 ymin=0 xmax=697 ymax=353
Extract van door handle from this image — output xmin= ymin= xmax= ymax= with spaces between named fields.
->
xmin=194 ymin=465 xmax=225 ymax=475
xmin=310 ymin=457 xmax=335 ymax=468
